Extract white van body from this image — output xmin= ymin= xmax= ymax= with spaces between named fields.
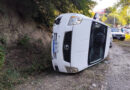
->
xmin=51 ymin=13 xmax=110 ymax=73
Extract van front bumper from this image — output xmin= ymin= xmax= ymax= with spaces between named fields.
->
xmin=113 ymin=36 xmax=125 ymax=40
xmin=65 ymin=66 xmax=79 ymax=73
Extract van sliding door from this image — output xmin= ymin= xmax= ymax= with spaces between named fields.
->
xmin=88 ymin=21 xmax=107 ymax=65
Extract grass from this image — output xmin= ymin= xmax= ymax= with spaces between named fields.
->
xmin=21 ymin=45 xmax=52 ymax=75
xmin=17 ymin=35 xmax=30 ymax=49
xmin=0 ymin=69 xmax=23 ymax=90
xmin=0 ymin=36 xmax=52 ymax=89
xmin=0 ymin=46 xmax=22 ymax=90
xmin=0 ymin=46 xmax=5 ymax=69
xmin=0 ymin=47 xmax=51 ymax=89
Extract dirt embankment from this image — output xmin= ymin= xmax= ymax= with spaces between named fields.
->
xmin=0 ymin=1 xmax=52 ymax=71
xmin=0 ymin=2 xmax=51 ymax=89
xmin=15 ymin=42 xmax=130 ymax=90
xmin=0 ymin=1 xmax=51 ymax=47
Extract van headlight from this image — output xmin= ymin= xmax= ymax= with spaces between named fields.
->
xmin=68 ymin=16 xmax=83 ymax=25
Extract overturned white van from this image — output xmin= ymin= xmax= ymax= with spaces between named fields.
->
xmin=51 ymin=13 xmax=111 ymax=73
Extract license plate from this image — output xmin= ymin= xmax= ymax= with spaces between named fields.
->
xmin=53 ymin=33 xmax=57 ymax=58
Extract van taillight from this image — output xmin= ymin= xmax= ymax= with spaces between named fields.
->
xmin=63 ymin=31 xmax=72 ymax=63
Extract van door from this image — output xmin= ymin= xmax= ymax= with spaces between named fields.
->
xmin=88 ymin=21 xmax=107 ymax=65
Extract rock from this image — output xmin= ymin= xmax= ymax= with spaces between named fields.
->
xmin=104 ymin=61 xmax=109 ymax=64
xmin=92 ymin=83 xmax=97 ymax=87
xmin=31 ymin=82 xmax=34 ymax=85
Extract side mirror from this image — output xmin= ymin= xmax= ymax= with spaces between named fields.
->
xmin=93 ymin=13 xmax=99 ymax=20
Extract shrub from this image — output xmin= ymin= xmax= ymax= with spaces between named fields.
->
xmin=0 ymin=46 xmax=5 ymax=69
xmin=0 ymin=37 xmax=7 ymax=45
xmin=125 ymin=34 xmax=130 ymax=40
xmin=31 ymin=47 xmax=51 ymax=72
xmin=17 ymin=35 xmax=30 ymax=48
xmin=0 ymin=69 xmax=21 ymax=90
xmin=21 ymin=44 xmax=52 ymax=75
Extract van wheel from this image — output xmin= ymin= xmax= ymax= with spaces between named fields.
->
xmin=110 ymin=42 xmax=112 ymax=48
xmin=120 ymin=38 xmax=125 ymax=41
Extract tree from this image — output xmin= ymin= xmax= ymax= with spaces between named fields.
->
xmin=116 ymin=0 xmax=130 ymax=25
xmin=102 ymin=0 xmax=130 ymax=26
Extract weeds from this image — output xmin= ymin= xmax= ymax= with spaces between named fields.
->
xmin=0 ymin=37 xmax=7 ymax=45
xmin=17 ymin=35 xmax=30 ymax=48
xmin=20 ymin=45 xmax=52 ymax=75
xmin=31 ymin=47 xmax=51 ymax=72
xmin=0 ymin=45 xmax=22 ymax=90
xmin=0 ymin=35 xmax=51 ymax=89
xmin=0 ymin=46 xmax=5 ymax=69
xmin=0 ymin=69 xmax=22 ymax=90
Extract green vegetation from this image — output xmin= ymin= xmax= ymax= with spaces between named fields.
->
xmin=1 ymin=0 xmax=96 ymax=28
xmin=34 ymin=0 xmax=96 ymax=27
xmin=101 ymin=0 xmax=130 ymax=26
xmin=17 ymin=35 xmax=30 ymax=48
xmin=0 ymin=68 xmax=22 ymax=90
xmin=23 ymin=46 xmax=51 ymax=75
xmin=0 ymin=46 xmax=5 ymax=69
xmin=0 ymin=41 xmax=51 ymax=89
xmin=125 ymin=34 xmax=130 ymax=40
xmin=0 ymin=37 xmax=7 ymax=45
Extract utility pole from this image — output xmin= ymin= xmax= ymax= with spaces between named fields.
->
xmin=114 ymin=14 xmax=116 ymax=27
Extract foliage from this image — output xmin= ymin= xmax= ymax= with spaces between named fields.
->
xmin=33 ymin=0 xmax=96 ymax=27
xmin=116 ymin=0 xmax=130 ymax=7
xmin=0 ymin=69 xmax=22 ymax=90
xmin=0 ymin=38 xmax=6 ymax=45
xmin=0 ymin=46 xmax=5 ymax=69
xmin=101 ymin=15 xmax=107 ymax=22
xmin=0 ymin=42 xmax=51 ymax=89
xmin=21 ymin=44 xmax=52 ymax=75
xmin=17 ymin=35 xmax=30 ymax=48
xmin=105 ymin=7 xmax=116 ymax=14
xmin=125 ymin=34 xmax=130 ymax=40
xmin=103 ymin=0 xmax=130 ymax=26
xmin=0 ymin=0 xmax=96 ymax=28
xmin=71 ymin=0 xmax=96 ymax=16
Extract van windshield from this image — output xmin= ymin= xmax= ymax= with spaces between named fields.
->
xmin=111 ymin=28 xmax=119 ymax=32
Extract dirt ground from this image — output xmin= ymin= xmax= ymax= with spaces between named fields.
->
xmin=15 ymin=42 xmax=130 ymax=90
